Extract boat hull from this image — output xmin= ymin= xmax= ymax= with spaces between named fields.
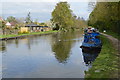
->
xmin=80 ymin=42 xmax=102 ymax=53
xmin=80 ymin=46 xmax=101 ymax=53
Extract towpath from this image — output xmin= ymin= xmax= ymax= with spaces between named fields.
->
xmin=101 ymin=33 xmax=120 ymax=52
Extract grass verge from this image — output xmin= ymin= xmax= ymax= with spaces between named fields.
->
xmin=85 ymin=35 xmax=119 ymax=79
xmin=0 ymin=30 xmax=58 ymax=38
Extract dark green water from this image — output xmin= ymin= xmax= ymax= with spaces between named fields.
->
xmin=1 ymin=31 xmax=92 ymax=78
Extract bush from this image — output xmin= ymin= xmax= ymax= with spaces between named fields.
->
xmin=18 ymin=31 xmax=29 ymax=34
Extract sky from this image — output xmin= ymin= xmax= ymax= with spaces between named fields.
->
xmin=0 ymin=0 xmax=98 ymax=22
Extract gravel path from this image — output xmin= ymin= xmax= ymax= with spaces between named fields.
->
xmin=101 ymin=33 xmax=120 ymax=53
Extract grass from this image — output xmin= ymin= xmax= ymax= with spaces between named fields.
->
xmin=0 ymin=30 xmax=58 ymax=38
xmin=85 ymin=35 xmax=119 ymax=79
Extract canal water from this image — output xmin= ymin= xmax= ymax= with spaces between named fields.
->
xmin=1 ymin=31 xmax=100 ymax=78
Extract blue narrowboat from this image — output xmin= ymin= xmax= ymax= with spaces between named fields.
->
xmin=80 ymin=28 xmax=102 ymax=50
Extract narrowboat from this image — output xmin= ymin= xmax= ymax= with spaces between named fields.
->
xmin=80 ymin=28 xmax=102 ymax=50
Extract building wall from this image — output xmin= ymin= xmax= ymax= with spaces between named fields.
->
xmin=43 ymin=27 xmax=52 ymax=31
xmin=22 ymin=26 xmax=51 ymax=33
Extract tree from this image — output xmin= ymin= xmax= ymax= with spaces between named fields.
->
xmin=52 ymin=2 xmax=88 ymax=31
xmin=52 ymin=2 xmax=74 ymax=31
xmin=6 ymin=16 xmax=16 ymax=22
xmin=25 ymin=12 xmax=32 ymax=24
xmin=88 ymin=2 xmax=120 ymax=33
xmin=88 ymin=2 xmax=96 ymax=12
xmin=40 ymin=23 xmax=45 ymax=25
xmin=16 ymin=17 xmax=25 ymax=24
xmin=34 ymin=19 xmax=39 ymax=25
xmin=0 ymin=20 xmax=6 ymax=35
xmin=72 ymin=15 xmax=87 ymax=30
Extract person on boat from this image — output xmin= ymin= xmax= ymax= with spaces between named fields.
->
xmin=84 ymin=28 xmax=100 ymax=42
xmin=83 ymin=29 xmax=93 ymax=43
xmin=81 ymin=27 xmax=102 ymax=49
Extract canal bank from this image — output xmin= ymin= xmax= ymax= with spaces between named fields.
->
xmin=0 ymin=30 xmax=58 ymax=40
xmin=85 ymin=34 xmax=119 ymax=79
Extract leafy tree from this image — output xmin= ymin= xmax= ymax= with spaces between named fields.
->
xmin=40 ymin=23 xmax=47 ymax=26
xmin=88 ymin=2 xmax=120 ymax=33
xmin=40 ymin=23 xmax=45 ymax=25
xmin=34 ymin=19 xmax=39 ymax=25
xmin=0 ymin=20 xmax=6 ymax=35
xmin=52 ymin=2 xmax=74 ymax=31
xmin=16 ymin=17 xmax=25 ymax=24
xmin=72 ymin=15 xmax=87 ymax=30
xmin=6 ymin=16 xmax=16 ymax=22
xmin=52 ymin=2 xmax=87 ymax=31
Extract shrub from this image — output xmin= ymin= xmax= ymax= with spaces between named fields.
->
xmin=18 ymin=31 xmax=29 ymax=34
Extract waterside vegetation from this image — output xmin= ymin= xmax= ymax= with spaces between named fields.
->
xmin=88 ymin=2 xmax=120 ymax=35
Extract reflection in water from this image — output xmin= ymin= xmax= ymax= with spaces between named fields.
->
xmin=0 ymin=41 xmax=7 ymax=53
xmin=15 ymin=39 xmax=19 ymax=48
xmin=52 ymin=41 xmax=72 ymax=63
xmin=51 ymin=32 xmax=75 ymax=63
xmin=81 ymin=48 xmax=101 ymax=66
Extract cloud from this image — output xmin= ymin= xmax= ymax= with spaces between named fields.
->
xmin=2 ymin=2 xmax=57 ymax=22
xmin=2 ymin=2 xmax=56 ymax=14
xmin=1 ymin=1 xmax=92 ymax=21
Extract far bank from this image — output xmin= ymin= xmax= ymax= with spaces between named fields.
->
xmin=0 ymin=30 xmax=58 ymax=41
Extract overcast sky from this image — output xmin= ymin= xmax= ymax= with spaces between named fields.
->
xmin=0 ymin=0 xmax=96 ymax=22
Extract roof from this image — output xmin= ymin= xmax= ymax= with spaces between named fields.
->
xmin=25 ymin=23 xmax=41 ymax=27
xmin=6 ymin=22 xmax=11 ymax=26
xmin=10 ymin=21 xmax=17 ymax=26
